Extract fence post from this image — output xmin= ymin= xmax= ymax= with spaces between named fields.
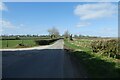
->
xmin=7 ymin=40 xmax=8 ymax=47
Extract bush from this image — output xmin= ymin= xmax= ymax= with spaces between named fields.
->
xmin=35 ymin=39 xmax=59 ymax=45
xmin=91 ymin=39 xmax=120 ymax=59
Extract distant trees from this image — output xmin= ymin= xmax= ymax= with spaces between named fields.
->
xmin=74 ymin=35 xmax=79 ymax=38
xmin=48 ymin=27 xmax=60 ymax=39
xmin=73 ymin=34 xmax=98 ymax=39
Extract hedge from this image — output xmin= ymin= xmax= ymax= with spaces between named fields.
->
xmin=35 ymin=39 xmax=59 ymax=45
xmin=91 ymin=39 xmax=120 ymax=59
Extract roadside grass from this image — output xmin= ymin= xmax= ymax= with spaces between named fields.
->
xmin=64 ymin=39 xmax=120 ymax=78
xmin=65 ymin=39 xmax=91 ymax=52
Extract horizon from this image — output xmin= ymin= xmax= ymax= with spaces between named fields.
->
xmin=1 ymin=2 xmax=118 ymax=37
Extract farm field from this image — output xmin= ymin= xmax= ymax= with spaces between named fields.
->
xmin=0 ymin=36 xmax=59 ymax=49
xmin=0 ymin=40 xmax=37 ymax=49
xmin=64 ymin=38 xmax=120 ymax=78
xmin=0 ymin=36 xmax=53 ymax=48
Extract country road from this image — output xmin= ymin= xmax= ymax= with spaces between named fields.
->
xmin=2 ymin=39 xmax=87 ymax=78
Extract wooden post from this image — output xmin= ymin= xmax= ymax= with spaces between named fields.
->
xmin=6 ymin=40 xmax=8 ymax=47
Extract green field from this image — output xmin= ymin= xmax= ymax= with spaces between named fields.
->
xmin=0 ymin=36 xmax=54 ymax=48
xmin=0 ymin=40 xmax=37 ymax=48
xmin=64 ymin=39 xmax=120 ymax=78
xmin=0 ymin=36 xmax=51 ymax=40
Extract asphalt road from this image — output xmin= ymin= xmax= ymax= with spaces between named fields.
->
xmin=2 ymin=39 xmax=87 ymax=78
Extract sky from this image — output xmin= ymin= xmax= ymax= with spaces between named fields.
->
xmin=0 ymin=1 xmax=119 ymax=37
xmin=3 ymin=0 xmax=120 ymax=2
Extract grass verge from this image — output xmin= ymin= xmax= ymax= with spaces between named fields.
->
xmin=64 ymin=39 xmax=120 ymax=78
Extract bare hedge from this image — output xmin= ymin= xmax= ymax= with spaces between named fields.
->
xmin=91 ymin=39 xmax=120 ymax=59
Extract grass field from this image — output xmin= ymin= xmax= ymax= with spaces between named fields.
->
xmin=0 ymin=37 xmax=59 ymax=48
xmin=64 ymin=39 xmax=120 ymax=78
xmin=0 ymin=36 xmax=51 ymax=40
xmin=0 ymin=36 xmax=55 ymax=48
xmin=0 ymin=40 xmax=37 ymax=48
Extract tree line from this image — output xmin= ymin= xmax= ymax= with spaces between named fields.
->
xmin=1 ymin=26 xmax=99 ymax=40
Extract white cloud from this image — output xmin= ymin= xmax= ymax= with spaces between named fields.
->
xmin=0 ymin=20 xmax=16 ymax=28
xmin=0 ymin=3 xmax=7 ymax=11
xmin=0 ymin=19 xmax=25 ymax=34
xmin=74 ymin=3 xmax=117 ymax=20
xmin=76 ymin=22 xmax=91 ymax=27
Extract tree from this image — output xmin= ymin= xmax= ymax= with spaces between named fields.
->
xmin=63 ymin=30 xmax=70 ymax=39
xmin=48 ymin=27 xmax=59 ymax=38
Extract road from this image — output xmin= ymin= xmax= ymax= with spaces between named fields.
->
xmin=2 ymin=39 xmax=87 ymax=78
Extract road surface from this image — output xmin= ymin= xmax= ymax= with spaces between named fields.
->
xmin=2 ymin=39 xmax=87 ymax=78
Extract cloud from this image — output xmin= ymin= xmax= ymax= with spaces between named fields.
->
xmin=0 ymin=20 xmax=17 ymax=29
xmin=0 ymin=19 xmax=26 ymax=34
xmin=76 ymin=22 xmax=91 ymax=27
xmin=0 ymin=3 xmax=7 ymax=11
xmin=0 ymin=19 xmax=20 ymax=33
xmin=74 ymin=3 xmax=117 ymax=20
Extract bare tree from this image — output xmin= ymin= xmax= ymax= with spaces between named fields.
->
xmin=64 ymin=30 xmax=70 ymax=39
xmin=48 ymin=27 xmax=59 ymax=38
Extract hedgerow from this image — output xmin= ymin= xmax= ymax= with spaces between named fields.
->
xmin=35 ymin=39 xmax=59 ymax=45
xmin=91 ymin=39 xmax=119 ymax=59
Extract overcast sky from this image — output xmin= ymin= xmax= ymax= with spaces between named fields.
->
xmin=0 ymin=2 xmax=119 ymax=37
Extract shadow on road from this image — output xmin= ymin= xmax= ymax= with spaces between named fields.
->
xmin=64 ymin=48 xmax=120 ymax=78
xmin=2 ymin=49 xmax=87 ymax=78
